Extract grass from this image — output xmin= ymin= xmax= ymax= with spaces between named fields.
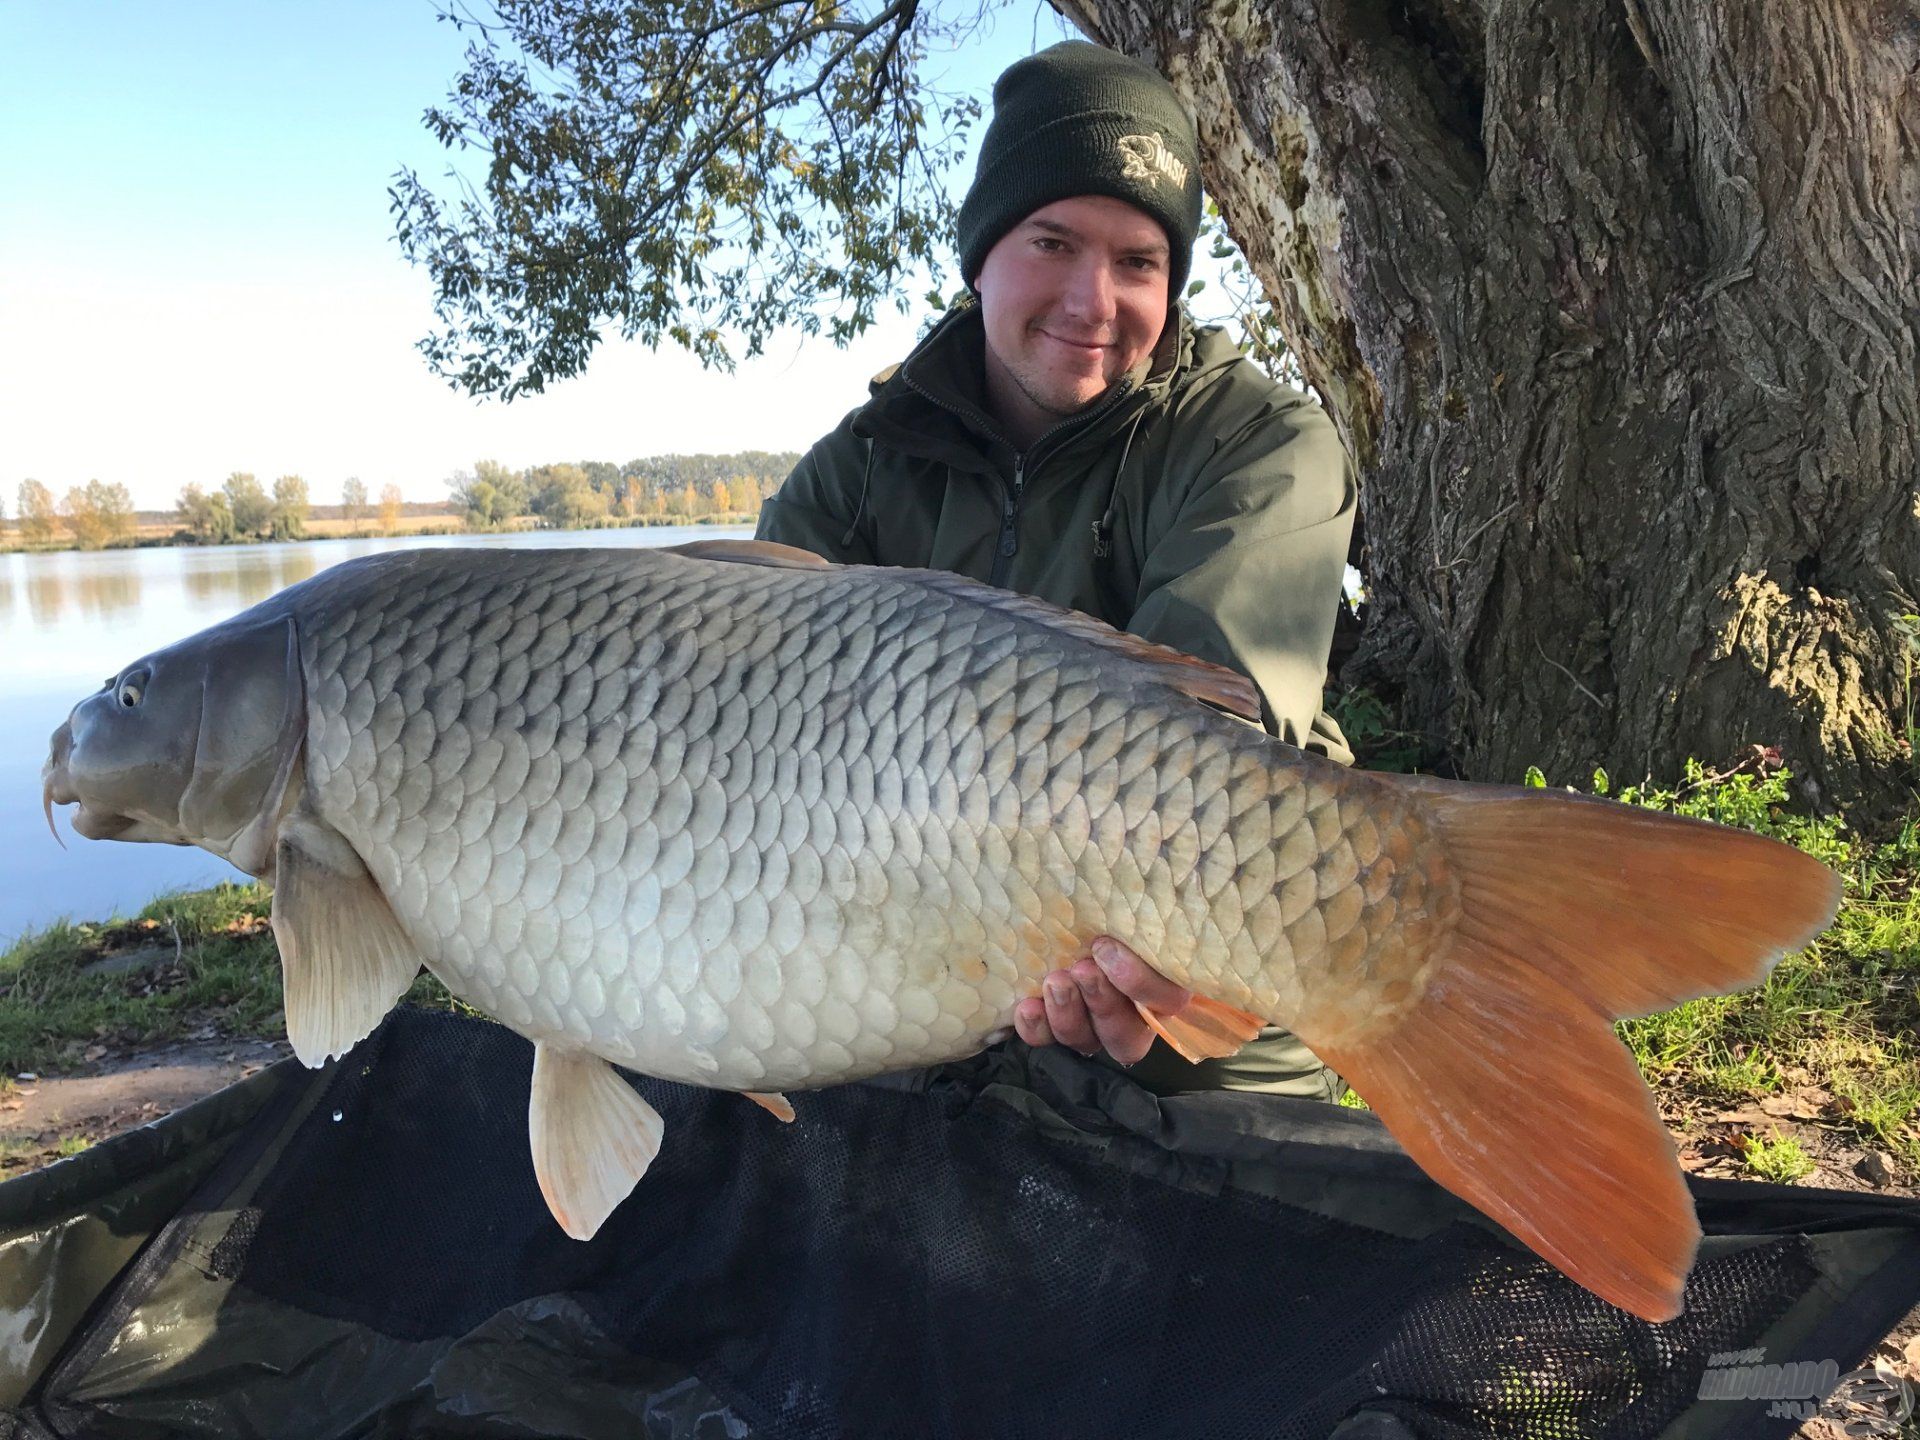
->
xmin=0 ymin=880 xmax=470 ymax=1077
xmin=1314 ymin=717 xmax=1920 ymax=1180
xmin=1571 ymin=760 xmax=1920 ymax=1182
xmin=1739 ymin=1133 xmax=1818 ymax=1183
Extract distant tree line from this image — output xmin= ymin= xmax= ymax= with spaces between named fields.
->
xmin=446 ymin=452 xmax=798 ymax=531
xmin=167 ymin=473 xmax=414 ymax=543
xmin=7 ymin=478 xmax=137 ymax=549
xmin=173 ymin=473 xmax=315 ymax=544
xmin=5 ymin=454 xmax=792 ymax=552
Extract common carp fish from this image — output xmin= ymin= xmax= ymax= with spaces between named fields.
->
xmin=42 ymin=540 xmax=1840 ymax=1321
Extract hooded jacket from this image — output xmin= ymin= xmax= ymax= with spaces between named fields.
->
xmin=756 ymin=301 xmax=1356 ymax=1098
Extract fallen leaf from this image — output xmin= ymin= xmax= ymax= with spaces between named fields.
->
xmin=1759 ymin=1089 xmax=1830 ymax=1121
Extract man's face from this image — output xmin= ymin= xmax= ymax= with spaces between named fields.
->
xmin=974 ymin=195 xmax=1171 ymax=447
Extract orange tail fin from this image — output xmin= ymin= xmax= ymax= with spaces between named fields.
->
xmin=1306 ymin=781 xmax=1841 ymax=1323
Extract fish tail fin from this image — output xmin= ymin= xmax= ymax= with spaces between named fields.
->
xmin=1303 ymin=782 xmax=1841 ymax=1322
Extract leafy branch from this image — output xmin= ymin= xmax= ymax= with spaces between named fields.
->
xmin=393 ymin=0 xmax=997 ymax=398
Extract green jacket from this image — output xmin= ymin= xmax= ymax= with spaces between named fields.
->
xmin=757 ymin=302 xmax=1357 ymax=765
xmin=757 ymin=301 xmax=1357 ymax=1099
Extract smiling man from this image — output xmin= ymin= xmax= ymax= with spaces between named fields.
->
xmin=757 ymin=41 xmax=1358 ymax=1100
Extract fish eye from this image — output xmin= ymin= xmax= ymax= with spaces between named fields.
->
xmin=117 ymin=669 xmax=150 ymax=708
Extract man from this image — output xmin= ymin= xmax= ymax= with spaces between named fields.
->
xmin=756 ymin=41 xmax=1357 ymax=1100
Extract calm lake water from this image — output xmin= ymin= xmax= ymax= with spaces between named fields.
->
xmin=1 ymin=524 xmax=752 ymax=948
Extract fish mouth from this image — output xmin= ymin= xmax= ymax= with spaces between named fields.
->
xmin=41 ymin=721 xmax=136 ymax=845
xmin=68 ymin=806 xmax=137 ymax=841
xmin=43 ymin=719 xmax=167 ymax=845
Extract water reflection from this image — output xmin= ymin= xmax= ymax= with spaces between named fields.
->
xmin=77 ymin=568 xmax=141 ymax=620
xmin=25 ymin=570 xmax=69 ymax=626
xmin=181 ymin=548 xmax=320 ymax=609
xmin=15 ymin=564 xmax=147 ymax=626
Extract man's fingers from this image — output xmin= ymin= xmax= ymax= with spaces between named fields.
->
xmin=1013 ymin=996 xmax=1052 ymax=1048
xmin=1015 ymin=942 xmax=1192 ymax=1065
xmin=1090 ymin=936 xmax=1192 ymax=1013
xmin=1071 ymin=956 xmax=1159 ymax=1065
xmin=1041 ymin=973 xmax=1099 ymax=1054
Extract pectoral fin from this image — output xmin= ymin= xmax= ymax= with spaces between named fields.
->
xmin=1132 ymin=994 xmax=1266 ymax=1064
xmin=271 ymin=811 xmax=422 ymax=1067
xmin=745 ymin=1090 xmax=795 ymax=1122
xmin=530 ymin=1044 xmax=665 ymax=1241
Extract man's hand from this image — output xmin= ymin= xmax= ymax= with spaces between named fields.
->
xmin=1011 ymin=936 xmax=1192 ymax=1065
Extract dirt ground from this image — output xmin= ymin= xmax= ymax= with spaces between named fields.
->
xmin=1 ymin=1036 xmax=288 ymax=1179
xmin=4 ymin=1042 xmax=1917 ymax=1433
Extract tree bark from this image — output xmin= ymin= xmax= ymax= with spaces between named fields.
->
xmin=1055 ymin=0 xmax=1920 ymax=818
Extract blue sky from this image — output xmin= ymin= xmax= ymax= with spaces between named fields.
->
xmin=0 ymin=2 xmax=1089 ymax=510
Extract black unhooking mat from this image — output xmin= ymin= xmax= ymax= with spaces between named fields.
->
xmin=3 ymin=1006 xmax=1919 ymax=1440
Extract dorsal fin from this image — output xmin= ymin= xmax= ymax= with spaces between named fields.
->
xmin=673 ymin=540 xmax=1262 ymax=721
xmin=664 ymin=539 xmax=830 ymax=569
xmin=889 ymin=567 xmax=1263 ymax=722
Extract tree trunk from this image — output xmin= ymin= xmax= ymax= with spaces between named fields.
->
xmin=1055 ymin=0 xmax=1920 ymax=819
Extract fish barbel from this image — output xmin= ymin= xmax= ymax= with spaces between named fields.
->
xmin=40 ymin=540 xmax=1841 ymax=1320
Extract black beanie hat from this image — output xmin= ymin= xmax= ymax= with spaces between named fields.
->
xmin=957 ymin=42 xmax=1203 ymax=295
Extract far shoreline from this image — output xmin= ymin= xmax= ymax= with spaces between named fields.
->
xmin=0 ymin=508 xmax=764 ymax=558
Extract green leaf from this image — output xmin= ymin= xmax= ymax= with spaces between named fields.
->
xmin=1524 ymin=766 xmax=1548 ymax=788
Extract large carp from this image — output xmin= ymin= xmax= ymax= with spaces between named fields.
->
xmin=42 ymin=540 xmax=1840 ymax=1321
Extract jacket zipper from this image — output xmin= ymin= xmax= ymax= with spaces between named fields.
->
xmin=898 ymin=368 xmax=1141 ymax=590
xmin=990 ymin=456 xmax=1025 ymax=589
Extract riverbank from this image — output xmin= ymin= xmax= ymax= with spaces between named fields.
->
xmin=0 ymin=508 xmax=766 ymax=556
xmin=0 ymin=881 xmax=472 ymax=1180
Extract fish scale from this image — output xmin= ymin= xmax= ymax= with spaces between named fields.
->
xmin=47 ymin=538 xmax=1844 ymax=1317
xmin=291 ymin=548 xmax=1434 ymax=1093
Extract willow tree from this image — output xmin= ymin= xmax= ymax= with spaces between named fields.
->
xmin=395 ymin=1 xmax=1920 ymax=816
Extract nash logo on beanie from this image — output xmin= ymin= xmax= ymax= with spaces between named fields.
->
xmin=1117 ymin=134 xmax=1190 ymax=190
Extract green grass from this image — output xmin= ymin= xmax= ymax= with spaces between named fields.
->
xmin=0 ymin=880 xmax=470 ymax=1076
xmin=1739 ymin=1132 xmax=1818 ymax=1183
xmin=1329 ymin=756 xmax=1920 ymax=1171
xmin=1564 ymin=761 xmax=1920 ymax=1179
